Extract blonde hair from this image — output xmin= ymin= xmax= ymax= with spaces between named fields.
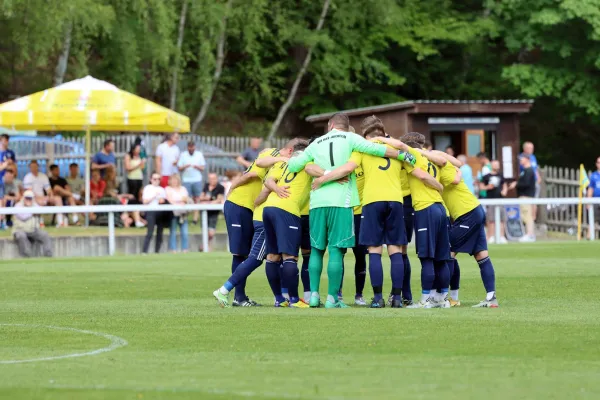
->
xmin=169 ymin=174 xmax=182 ymax=186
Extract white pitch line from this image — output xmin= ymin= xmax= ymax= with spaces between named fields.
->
xmin=0 ymin=324 xmax=128 ymax=364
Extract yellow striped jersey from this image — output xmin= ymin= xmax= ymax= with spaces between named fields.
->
xmin=439 ymin=162 xmax=480 ymax=220
xmin=228 ymin=148 xmax=279 ymax=211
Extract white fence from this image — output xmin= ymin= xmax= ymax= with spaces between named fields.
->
xmin=1 ymin=198 xmax=599 ymax=258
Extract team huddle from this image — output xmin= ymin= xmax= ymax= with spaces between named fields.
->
xmin=213 ymin=113 xmax=498 ymax=309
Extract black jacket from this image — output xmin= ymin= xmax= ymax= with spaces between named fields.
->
xmin=517 ymin=167 xmax=536 ymax=197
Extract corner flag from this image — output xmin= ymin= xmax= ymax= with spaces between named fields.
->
xmin=577 ymin=164 xmax=590 ymax=240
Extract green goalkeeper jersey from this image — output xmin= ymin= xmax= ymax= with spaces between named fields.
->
xmin=288 ymin=129 xmax=388 ymax=209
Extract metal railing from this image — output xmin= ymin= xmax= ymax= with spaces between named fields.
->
xmin=1 ymin=198 xmax=599 ymax=258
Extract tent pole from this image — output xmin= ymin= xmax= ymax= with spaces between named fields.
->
xmin=85 ymin=128 xmax=91 ymax=227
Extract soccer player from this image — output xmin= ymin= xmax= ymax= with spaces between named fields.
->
xmin=420 ymin=150 xmax=499 ymax=308
xmin=260 ymin=140 xmax=312 ymax=308
xmin=287 ymin=113 xmax=414 ymax=308
xmin=219 ymin=143 xmax=293 ymax=307
xmin=374 ymin=135 xmax=451 ymax=308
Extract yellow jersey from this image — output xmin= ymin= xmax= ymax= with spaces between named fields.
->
xmin=228 ymin=148 xmax=279 ymax=211
xmin=354 ymin=165 xmax=365 ymax=215
xmin=350 ymin=146 xmax=403 ymax=207
xmin=400 ymin=169 xmax=411 ymax=198
xmin=403 ymin=147 xmax=445 ymax=211
xmin=439 ymin=162 xmax=480 ymax=220
xmin=264 ymin=161 xmax=312 ymax=217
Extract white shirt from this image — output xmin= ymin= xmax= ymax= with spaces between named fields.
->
xmin=177 ymin=150 xmax=206 ymax=183
xmin=142 ymin=185 xmax=167 ymax=206
xmin=156 ymin=142 xmax=181 ymax=176
xmin=23 ymin=173 xmax=51 ymax=196
xmin=166 ymin=185 xmax=189 ymax=204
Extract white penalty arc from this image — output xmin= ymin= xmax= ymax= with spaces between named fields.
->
xmin=0 ymin=324 xmax=128 ymax=364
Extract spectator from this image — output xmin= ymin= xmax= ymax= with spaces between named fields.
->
xmin=1 ymin=168 xmax=22 ymax=229
xmin=125 ymin=143 xmax=145 ymax=201
xmin=199 ymin=172 xmax=225 ymax=251
xmin=100 ymin=168 xmax=145 ymax=228
xmin=166 ymin=174 xmax=190 ymax=253
xmin=445 ymin=146 xmax=455 ymax=157
xmin=48 ymin=164 xmax=79 ymax=225
xmin=0 ymin=134 xmax=16 ymax=164
xmin=13 ymin=190 xmax=52 ymax=258
xmin=23 ymin=161 xmax=65 ymax=227
xmin=424 ymin=141 xmax=433 ymax=151
xmin=155 ymin=133 xmax=180 ymax=188
xmin=236 ymin=137 xmax=262 ymax=169
xmin=91 ymin=139 xmax=116 ymax=177
xmin=510 ymin=154 xmax=536 ymax=242
xmin=66 ymin=163 xmax=85 ymax=204
xmin=222 ymin=170 xmax=242 ymax=196
xmin=90 ymin=169 xmax=106 ymax=204
xmin=521 ymin=141 xmax=542 ymax=219
xmin=586 ymin=156 xmax=600 ymax=240
xmin=457 ymin=154 xmax=475 ymax=194
xmin=476 ymin=152 xmax=492 ymax=199
xmin=142 ymin=172 xmax=169 ymax=254
xmin=178 ymin=141 xmax=206 ymax=224
xmin=90 ymin=185 xmax=131 ymax=227
xmin=481 ymin=160 xmax=508 ymax=244
xmin=134 ymin=136 xmax=148 ymax=175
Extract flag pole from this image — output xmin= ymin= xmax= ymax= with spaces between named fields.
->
xmin=577 ymin=164 xmax=584 ymax=241
xmin=84 ymin=127 xmax=91 ymax=227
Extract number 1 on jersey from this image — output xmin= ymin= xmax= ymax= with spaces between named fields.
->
xmin=329 ymin=142 xmax=334 ymax=167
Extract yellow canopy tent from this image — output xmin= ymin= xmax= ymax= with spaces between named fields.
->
xmin=0 ymin=76 xmax=190 ymax=208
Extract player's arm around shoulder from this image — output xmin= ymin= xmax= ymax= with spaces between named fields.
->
xmin=304 ymin=162 xmax=325 ymax=177
xmin=417 ymin=149 xmax=448 ymax=167
xmin=287 ymin=145 xmax=313 ymax=173
xmin=412 ymin=168 xmax=444 ymax=193
xmin=255 ymin=149 xmax=289 ymax=168
xmin=312 ymin=160 xmax=358 ymax=191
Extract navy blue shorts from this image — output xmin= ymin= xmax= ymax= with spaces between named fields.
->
xmin=414 ymin=203 xmax=451 ymax=261
xmin=403 ymin=195 xmax=414 ymax=243
xmin=224 ymin=200 xmax=254 ymax=256
xmin=263 ymin=207 xmax=302 ymax=256
xmin=248 ymin=221 xmax=267 ymax=261
xmin=300 ymin=215 xmax=311 ymax=250
xmin=450 ymin=205 xmax=488 ymax=256
xmin=359 ymin=201 xmax=407 ymax=247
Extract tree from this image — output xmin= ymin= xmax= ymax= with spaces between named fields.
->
xmin=169 ymin=0 xmax=189 ymax=110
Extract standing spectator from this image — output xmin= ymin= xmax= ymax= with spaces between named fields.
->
xmin=445 ymin=146 xmax=455 ymax=157
xmin=457 ymin=154 xmax=475 ymax=194
xmin=521 ymin=141 xmax=542 ymax=219
xmin=481 ymin=160 xmax=508 ymax=243
xmin=476 ymin=152 xmax=492 ymax=199
xmin=0 ymin=134 xmax=16 ymax=163
xmin=142 ymin=172 xmax=169 ymax=254
xmin=66 ymin=163 xmax=85 ymax=204
xmin=1 ymin=168 xmax=22 ymax=229
xmin=125 ymin=143 xmax=145 ymax=201
xmin=23 ymin=161 xmax=65 ymax=227
xmin=199 ymin=172 xmax=225 ymax=251
xmin=48 ymin=164 xmax=79 ymax=225
xmin=13 ymin=190 xmax=52 ymax=257
xmin=178 ymin=141 xmax=206 ymax=224
xmin=236 ymin=137 xmax=262 ymax=169
xmin=91 ymin=139 xmax=116 ymax=177
xmin=222 ymin=170 xmax=242 ymax=196
xmin=510 ymin=155 xmax=536 ymax=242
xmin=586 ymin=156 xmax=600 ymax=240
xmin=90 ymin=169 xmax=106 ymax=205
xmin=134 ymin=136 xmax=148 ymax=175
xmin=166 ymin=174 xmax=190 ymax=253
xmin=155 ymin=133 xmax=180 ymax=188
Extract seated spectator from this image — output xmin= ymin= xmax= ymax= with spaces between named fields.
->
xmin=142 ymin=172 xmax=170 ymax=254
xmin=166 ymin=174 xmax=190 ymax=253
xmin=105 ymin=174 xmax=145 ymax=228
xmin=23 ymin=161 xmax=66 ymax=227
xmin=199 ymin=173 xmax=225 ymax=251
xmin=48 ymin=164 xmax=79 ymax=225
xmin=90 ymin=169 xmax=106 ymax=204
xmin=91 ymin=139 xmax=116 ymax=178
xmin=90 ymin=184 xmax=132 ymax=228
xmin=1 ymin=167 xmax=22 ymax=229
xmin=13 ymin=190 xmax=52 ymax=258
xmin=480 ymin=160 xmax=508 ymax=244
xmin=66 ymin=163 xmax=85 ymax=204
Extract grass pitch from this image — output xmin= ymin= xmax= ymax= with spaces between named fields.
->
xmin=1 ymin=242 xmax=600 ymax=400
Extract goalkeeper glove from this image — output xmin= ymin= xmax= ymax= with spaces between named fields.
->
xmin=397 ymin=151 xmax=417 ymax=166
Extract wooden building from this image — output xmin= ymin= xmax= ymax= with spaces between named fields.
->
xmin=305 ymin=100 xmax=533 ymax=179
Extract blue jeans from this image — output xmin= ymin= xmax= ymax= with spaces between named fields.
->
xmin=169 ymin=216 xmax=189 ymax=251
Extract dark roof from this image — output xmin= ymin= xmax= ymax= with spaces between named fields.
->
xmin=306 ymin=99 xmax=534 ymax=122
